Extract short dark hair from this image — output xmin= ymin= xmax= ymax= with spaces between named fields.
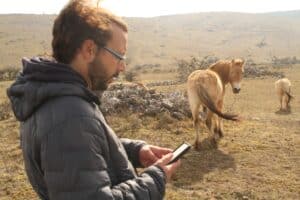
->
xmin=52 ymin=0 xmax=128 ymax=64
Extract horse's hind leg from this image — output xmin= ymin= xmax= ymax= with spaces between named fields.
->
xmin=279 ymin=94 xmax=283 ymax=110
xmin=199 ymin=106 xmax=208 ymax=121
xmin=282 ymin=93 xmax=289 ymax=111
xmin=193 ymin=116 xmax=201 ymax=149
xmin=207 ymin=114 xmax=219 ymax=148
xmin=192 ymin=105 xmax=202 ymax=149
xmin=287 ymin=95 xmax=291 ymax=111
xmin=216 ymin=100 xmax=224 ymax=138
xmin=205 ymin=107 xmax=222 ymax=137
xmin=205 ymin=111 xmax=218 ymax=142
xmin=205 ymin=110 xmax=212 ymax=130
xmin=208 ymin=100 xmax=224 ymax=148
xmin=214 ymin=116 xmax=223 ymax=140
xmin=213 ymin=116 xmax=223 ymax=143
xmin=188 ymin=89 xmax=202 ymax=149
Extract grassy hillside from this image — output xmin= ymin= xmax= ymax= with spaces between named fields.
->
xmin=128 ymin=11 xmax=300 ymax=67
xmin=0 ymin=11 xmax=300 ymax=70
xmin=0 ymin=14 xmax=55 ymax=69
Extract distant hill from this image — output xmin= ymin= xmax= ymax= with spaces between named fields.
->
xmin=0 ymin=11 xmax=299 ymax=69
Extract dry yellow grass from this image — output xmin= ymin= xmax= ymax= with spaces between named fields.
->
xmin=0 ymin=66 xmax=299 ymax=199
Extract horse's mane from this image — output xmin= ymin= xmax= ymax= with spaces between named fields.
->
xmin=208 ymin=60 xmax=231 ymax=84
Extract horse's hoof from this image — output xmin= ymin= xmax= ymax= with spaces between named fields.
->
xmin=194 ymin=141 xmax=201 ymax=151
xmin=218 ymin=130 xmax=224 ymax=138
xmin=210 ymin=138 xmax=219 ymax=149
xmin=198 ymin=112 xmax=207 ymax=121
xmin=194 ymin=141 xmax=199 ymax=149
xmin=213 ymin=133 xmax=221 ymax=141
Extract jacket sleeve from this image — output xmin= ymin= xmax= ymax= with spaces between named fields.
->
xmin=120 ymin=138 xmax=146 ymax=168
xmin=42 ymin=116 xmax=166 ymax=200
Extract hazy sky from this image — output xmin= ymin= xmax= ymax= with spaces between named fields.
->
xmin=0 ymin=0 xmax=300 ymax=17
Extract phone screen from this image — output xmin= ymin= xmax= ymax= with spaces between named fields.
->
xmin=169 ymin=142 xmax=191 ymax=164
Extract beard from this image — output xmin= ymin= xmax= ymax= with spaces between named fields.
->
xmin=88 ymin=56 xmax=119 ymax=91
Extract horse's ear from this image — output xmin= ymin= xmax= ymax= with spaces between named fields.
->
xmin=241 ymin=60 xmax=245 ymax=72
xmin=231 ymin=59 xmax=235 ymax=64
xmin=241 ymin=59 xmax=245 ymax=66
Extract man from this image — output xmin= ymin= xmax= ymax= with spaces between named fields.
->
xmin=7 ymin=0 xmax=180 ymax=199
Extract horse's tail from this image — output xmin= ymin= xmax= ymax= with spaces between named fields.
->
xmin=197 ymin=85 xmax=239 ymax=121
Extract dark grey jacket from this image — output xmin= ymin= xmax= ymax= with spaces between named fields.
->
xmin=7 ymin=57 xmax=166 ymax=200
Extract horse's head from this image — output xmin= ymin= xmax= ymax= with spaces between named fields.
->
xmin=229 ymin=59 xmax=245 ymax=94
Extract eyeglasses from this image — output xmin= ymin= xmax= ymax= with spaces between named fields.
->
xmin=103 ymin=46 xmax=126 ymax=62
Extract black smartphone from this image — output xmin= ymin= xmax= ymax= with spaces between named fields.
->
xmin=168 ymin=142 xmax=191 ymax=164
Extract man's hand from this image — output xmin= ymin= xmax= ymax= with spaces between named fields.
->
xmin=155 ymin=153 xmax=181 ymax=182
xmin=139 ymin=145 xmax=172 ymax=167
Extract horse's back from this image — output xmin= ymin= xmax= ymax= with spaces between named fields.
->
xmin=275 ymin=78 xmax=291 ymax=94
xmin=187 ymin=69 xmax=223 ymax=101
xmin=209 ymin=59 xmax=231 ymax=68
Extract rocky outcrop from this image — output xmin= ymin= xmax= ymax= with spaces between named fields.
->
xmin=100 ymin=82 xmax=191 ymax=119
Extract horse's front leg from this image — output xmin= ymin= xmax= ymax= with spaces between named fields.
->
xmin=216 ymin=99 xmax=224 ymax=138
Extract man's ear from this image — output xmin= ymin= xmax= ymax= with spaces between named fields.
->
xmin=81 ymin=39 xmax=97 ymax=62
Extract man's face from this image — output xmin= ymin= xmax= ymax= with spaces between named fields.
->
xmin=89 ymin=24 xmax=128 ymax=91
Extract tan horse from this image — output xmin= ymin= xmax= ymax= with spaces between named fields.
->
xmin=275 ymin=78 xmax=293 ymax=112
xmin=187 ymin=59 xmax=245 ymax=149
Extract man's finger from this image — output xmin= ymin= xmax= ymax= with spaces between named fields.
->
xmin=151 ymin=146 xmax=172 ymax=158
xmin=158 ymin=153 xmax=173 ymax=165
xmin=148 ymin=151 xmax=158 ymax=163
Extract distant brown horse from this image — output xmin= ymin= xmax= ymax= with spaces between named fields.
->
xmin=275 ymin=78 xmax=293 ymax=112
xmin=187 ymin=59 xmax=245 ymax=149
